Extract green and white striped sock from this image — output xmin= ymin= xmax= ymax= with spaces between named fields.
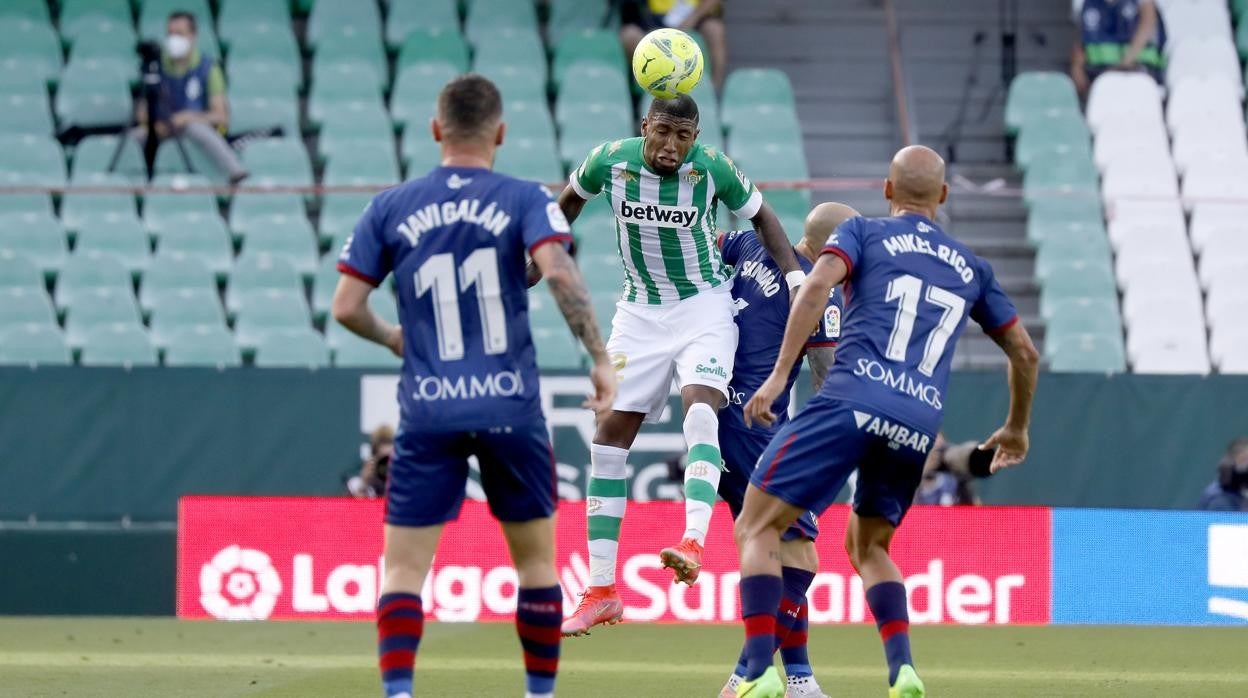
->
xmin=587 ymin=444 xmax=629 ymax=587
xmin=682 ymin=403 xmax=722 ymax=545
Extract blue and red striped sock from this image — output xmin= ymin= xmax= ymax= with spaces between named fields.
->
xmin=865 ymin=581 xmax=912 ymax=684
xmin=377 ymin=592 xmax=423 ymax=697
xmin=778 ymin=566 xmax=816 ymax=678
xmin=516 ymin=585 xmax=562 ymax=698
xmin=739 ymin=574 xmax=783 ymax=680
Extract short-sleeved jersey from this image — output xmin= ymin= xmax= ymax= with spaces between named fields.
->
xmin=820 ymin=213 xmax=1018 ymax=435
xmin=338 ymin=165 xmax=573 ymax=432
xmin=719 ymin=229 xmax=843 ymax=434
xmin=569 ymin=137 xmax=763 ymax=305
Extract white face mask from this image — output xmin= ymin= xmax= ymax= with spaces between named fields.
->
xmin=166 ymin=34 xmax=192 ymax=59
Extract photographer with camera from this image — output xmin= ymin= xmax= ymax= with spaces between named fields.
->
xmin=133 ymin=11 xmax=247 ymax=185
xmin=346 ymin=425 xmax=395 ymax=499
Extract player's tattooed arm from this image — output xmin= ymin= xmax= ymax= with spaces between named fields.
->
xmin=806 ymin=346 xmax=836 ymax=391
xmin=750 ymin=202 xmax=802 ymax=276
xmin=532 ymin=242 xmax=607 ymax=363
xmin=332 ymin=275 xmax=403 ymax=357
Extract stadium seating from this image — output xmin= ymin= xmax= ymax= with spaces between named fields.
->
xmin=0 ymin=286 xmax=58 ymax=328
xmin=63 ymin=287 xmax=144 ymax=347
xmin=387 ymin=0 xmax=459 ymax=49
xmin=74 ymin=216 xmax=151 ymax=273
xmin=226 ymin=254 xmax=303 ymax=314
xmin=0 ymin=323 xmax=72 ymax=366
xmin=162 ymin=325 xmax=242 ymax=367
xmin=79 ymin=322 xmax=158 ymax=367
xmin=148 ymin=287 xmax=227 ymax=346
xmin=253 ymin=328 xmax=330 ymax=368
xmin=139 ymin=253 xmax=217 ymax=310
xmin=233 ymin=288 xmax=311 ymax=350
xmin=54 ymin=251 xmax=132 ymax=308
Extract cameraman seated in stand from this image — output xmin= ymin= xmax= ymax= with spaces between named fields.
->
xmin=135 ymin=11 xmax=248 ymax=184
xmin=346 ymin=425 xmax=395 ymax=499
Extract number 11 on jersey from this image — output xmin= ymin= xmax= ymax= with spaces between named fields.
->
xmin=414 ymin=248 xmax=508 ymax=361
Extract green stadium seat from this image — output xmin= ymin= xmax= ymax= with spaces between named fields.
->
xmin=61 ymin=0 xmax=133 ymax=46
xmin=0 ymin=250 xmax=43 ymax=291
xmin=140 ymin=252 xmax=218 ymax=310
xmin=1014 ymin=112 xmax=1092 ymax=170
xmin=400 ymin=129 xmax=440 ymax=176
xmin=532 ymin=326 xmax=583 ymax=370
xmin=723 ymin=68 xmax=793 ymax=105
xmin=0 ymin=18 xmax=62 ymax=84
xmin=319 ymin=134 xmax=393 ymax=169
xmin=138 ymin=1 xmax=220 ymax=59
xmin=548 ymin=0 xmax=612 ymax=44
xmin=319 ymin=193 xmax=373 ymax=247
xmin=1027 ymin=219 xmax=1109 ymax=249
xmin=319 ymin=101 xmax=394 ymax=141
xmin=723 ymin=103 xmax=801 ymax=144
xmin=0 ymin=287 xmax=58 ymax=327
xmin=730 ymin=141 xmax=809 ymax=181
xmin=0 ymin=63 xmax=48 ymax=96
xmin=162 ymin=324 xmax=241 ymax=367
xmin=71 ymin=137 xmax=146 ymax=184
xmin=0 ymin=95 xmax=54 ymax=136
xmin=0 ymin=324 xmax=72 ymax=366
xmin=312 ymin=33 xmax=387 ymax=88
xmin=0 ymin=135 xmax=63 ymax=187
xmin=61 ymin=190 xmax=138 ymax=235
xmin=240 ymin=217 xmax=319 ymax=276
xmin=233 ymin=288 xmax=311 ymax=349
xmin=502 ymin=100 xmax=557 ymax=141
xmin=0 ymin=193 xmax=52 ymax=219
xmin=242 ymin=139 xmax=314 ymax=189
xmin=639 ymin=78 xmax=721 ymax=120
xmin=226 ymin=25 xmax=300 ymax=69
xmin=1045 ymin=332 xmax=1127 ymax=373
xmin=0 ymin=213 xmax=67 ymax=276
xmin=495 ymin=137 xmax=564 ymax=183
xmin=229 ymin=96 xmax=301 ymax=137
xmin=226 ymin=59 xmax=300 ymax=101
xmin=68 ymin=23 xmax=137 ymax=64
xmin=571 ymin=209 xmax=617 ymax=257
xmin=473 ymin=27 xmax=547 ymax=72
xmin=553 ymin=30 xmax=625 ymax=88
xmin=1033 ymin=241 xmax=1113 ymax=280
xmin=79 ymin=323 xmax=158 ymax=366
xmin=311 ymin=254 xmax=339 ymax=319
xmin=217 ymin=0 xmax=289 ymax=47
xmin=1035 ymin=254 xmax=1115 ymax=287
xmin=0 ymin=0 xmax=51 ymax=23
xmin=54 ymin=251 xmax=133 ymax=307
xmin=1005 ymin=72 xmax=1080 ymax=136
xmin=387 ymin=0 xmax=460 ymax=49
xmin=555 ymin=64 xmax=629 ymax=108
xmin=390 ymin=62 xmax=460 ymax=131
xmin=763 ymin=190 xmax=812 ymax=222
xmin=397 ymin=29 xmax=470 ymax=75
xmin=527 ymin=285 xmax=567 ymax=333
xmin=322 ymin=145 xmax=400 ymax=187
xmin=333 ymin=331 xmax=402 ymax=368
xmin=63 ymin=288 xmax=143 ymax=346
xmin=230 ymin=193 xmax=306 ymax=237
xmin=480 ymin=64 xmax=549 ymax=105
xmin=578 ymin=252 xmax=625 ymax=296
xmin=590 ymin=290 xmax=619 ymax=334
xmin=1022 ymin=153 xmax=1099 ymax=204
xmin=1040 ymin=286 xmax=1117 ymax=323
xmin=142 ymin=180 xmax=220 ymax=238
xmin=465 ymin=0 xmax=538 ymax=41
xmin=152 ymin=137 xmax=232 ymax=185
xmin=148 ymin=288 xmax=227 ymax=341
xmin=309 ymin=90 xmax=385 ymax=132
xmin=559 ymin=127 xmax=631 ymax=175
xmin=56 ymin=86 xmax=133 ymax=131
xmin=253 ymin=328 xmax=330 ymax=368
xmin=155 ymin=216 xmax=234 ymax=276
xmin=307 ymin=0 xmax=382 ymax=49
xmin=73 ymin=216 xmax=151 ymax=273
xmin=225 ymin=253 xmax=303 ymax=312
xmin=1027 ymin=196 xmax=1104 ymax=226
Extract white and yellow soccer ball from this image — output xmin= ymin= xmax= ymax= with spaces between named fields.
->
xmin=631 ymin=27 xmax=704 ymax=99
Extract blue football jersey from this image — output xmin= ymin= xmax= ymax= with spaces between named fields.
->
xmin=820 ymin=213 xmax=1017 ymax=435
xmin=719 ymin=229 xmax=842 ymax=434
xmin=338 ymin=166 xmax=573 ymax=432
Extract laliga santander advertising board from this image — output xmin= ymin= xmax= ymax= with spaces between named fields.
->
xmin=177 ymin=497 xmax=1051 ymax=624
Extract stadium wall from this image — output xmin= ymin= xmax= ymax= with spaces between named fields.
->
xmin=3 ymin=369 xmax=1247 ymax=521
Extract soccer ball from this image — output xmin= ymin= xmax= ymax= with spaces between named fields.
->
xmin=631 ymin=28 xmax=704 ymax=99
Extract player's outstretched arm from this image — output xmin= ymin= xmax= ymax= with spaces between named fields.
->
xmin=744 ymin=253 xmax=848 ymax=427
xmin=750 ymin=202 xmax=803 ymax=280
xmin=532 ymin=241 xmax=616 ymax=414
xmin=332 ymin=275 xmax=403 ymax=357
xmin=980 ymin=322 xmax=1040 ymax=473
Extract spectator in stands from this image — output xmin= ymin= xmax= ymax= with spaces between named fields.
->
xmin=1070 ymin=0 xmax=1167 ymax=94
xmin=617 ymin=0 xmax=728 ymax=91
xmin=135 ymin=11 xmax=248 ymax=184
xmin=346 ymin=425 xmax=395 ymax=499
xmin=913 ymin=432 xmax=994 ymax=506
xmin=1198 ymin=437 xmax=1248 ymax=511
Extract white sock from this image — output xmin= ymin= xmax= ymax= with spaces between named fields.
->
xmin=681 ymin=403 xmax=722 ymax=545
xmin=587 ymin=444 xmax=629 ymax=587
xmin=525 ymin=692 xmax=554 ymax=698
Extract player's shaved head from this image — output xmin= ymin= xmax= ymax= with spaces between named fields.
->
xmin=435 ymin=73 xmax=503 ymax=142
xmin=647 ymin=94 xmax=700 ymax=125
xmin=804 ymin=202 xmax=860 ymax=249
xmin=886 ymin=145 xmax=948 ymax=209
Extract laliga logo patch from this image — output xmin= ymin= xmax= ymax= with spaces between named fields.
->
xmin=199 ymin=545 xmax=283 ymax=620
xmin=823 ymin=305 xmax=841 ymax=338
xmin=546 ymin=201 xmax=571 ymax=233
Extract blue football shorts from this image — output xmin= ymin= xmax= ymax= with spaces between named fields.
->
xmin=386 ymin=420 xmax=556 ymax=527
xmin=750 ymin=394 xmax=934 ymax=527
xmin=719 ymin=419 xmax=819 ymax=541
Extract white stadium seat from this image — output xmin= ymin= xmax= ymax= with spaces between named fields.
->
xmin=1190 ymin=203 xmax=1248 ymax=253
xmin=1205 ymin=289 xmax=1248 ymax=332
xmin=1117 ymin=255 xmax=1201 ymax=295
xmin=1209 ymin=327 xmax=1248 ymax=372
xmin=1166 ymin=77 xmax=1245 ymax=133
xmin=1107 ymin=217 xmax=1188 ymax=252
xmin=1102 ymin=160 xmax=1178 ymax=211
xmin=1166 ymin=37 xmax=1241 ymax=88
xmin=1104 ymin=198 xmax=1186 ymax=232
xmin=1199 ymin=252 xmax=1248 ymax=292
xmin=1181 ymin=160 xmax=1248 ymax=211
xmin=1162 ymin=4 xmax=1234 ymax=48
xmin=1171 ymin=130 xmax=1248 ymax=177
xmin=1086 ymin=73 xmax=1165 ymax=135
xmin=1122 ymin=289 xmax=1205 ymax=333
xmin=1093 ymin=128 xmax=1173 ymax=174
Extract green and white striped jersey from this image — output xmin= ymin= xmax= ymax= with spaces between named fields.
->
xmin=569 ymin=137 xmax=763 ymax=305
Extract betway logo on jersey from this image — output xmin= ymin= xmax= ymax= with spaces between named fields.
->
xmin=853 ymin=359 xmax=943 ymax=409
xmin=179 ymin=498 xmax=1050 ymax=623
xmin=853 ymin=410 xmax=932 ymax=453
xmin=615 ymin=200 xmax=699 ymax=228
xmin=881 ymin=234 xmax=975 ymax=283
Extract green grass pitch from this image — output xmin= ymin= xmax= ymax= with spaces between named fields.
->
xmin=1 ymin=618 xmax=1246 ymax=696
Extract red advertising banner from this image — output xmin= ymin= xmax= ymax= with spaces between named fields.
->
xmin=177 ymin=497 xmax=1050 ymax=624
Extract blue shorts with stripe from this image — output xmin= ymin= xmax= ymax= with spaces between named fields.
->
xmin=386 ymin=420 xmax=556 ymax=527
xmin=719 ymin=420 xmax=819 ymax=541
xmin=750 ymin=394 xmax=934 ymax=527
